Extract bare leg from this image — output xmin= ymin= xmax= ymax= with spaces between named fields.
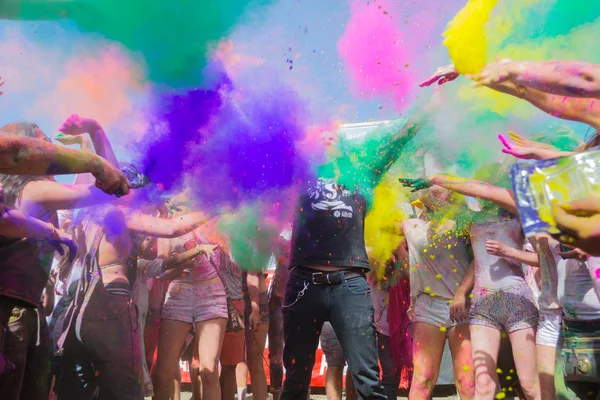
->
xmin=236 ymin=363 xmax=248 ymax=400
xmin=470 ymin=324 xmax=502 ymax=400
xmin=191 ymin=340 xmax=202 ymax=400
xmin=152 ymin=319 xmax=191 ymax=400
xmin=173 ymin=368 xmax=181 ymax=400
xmin=194 ymin=318 xmax=227 ymax=400
xmin=345 ymin=367 xmax=357 ymax=400
xmin=536 ymin=344 xmax=556 ymax=400
xmin=448 ymin=324 xmax=475 ymax=400
xmin=220 ymin=365 xmax=237 ymax=400
xmin=408 ymin=323 xmax=447 ymax=400
xmin=246 ymin=323 xmax=269 ymax=400
xmin=509 ymin=328 xmax=541 ymax=400
xmin=325 ymin=365 xmax=344 ymax=400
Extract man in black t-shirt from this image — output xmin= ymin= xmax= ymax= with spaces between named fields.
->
xmin=281 ymin=113 xmax=425 ymax=399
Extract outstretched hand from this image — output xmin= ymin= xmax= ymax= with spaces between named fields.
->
xmin=498 ymin=133 xmax=540 ymax=160
xmin=398 ymin=178 xmax=432 ymax=192
xmin=420 ymin=65 xmax=460 ymax=87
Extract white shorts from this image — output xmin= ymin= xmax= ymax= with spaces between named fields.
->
xmin=413 ymin=294 xmax=467 ymax=330
xmin=535 ymin=310 xmax=562 ymax=348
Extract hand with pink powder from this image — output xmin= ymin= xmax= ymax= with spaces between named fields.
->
xmin=59 ymin=114 xmax=101 ymax=136
xmin=499 ymin=133 xmax=572 ymax=160
xmin=420 ymin=65 xmax=460 ymax=87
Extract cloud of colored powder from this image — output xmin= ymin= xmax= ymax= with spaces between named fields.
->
xmin=337 ymin=0 xmax=417 ymax=112
xmin=1 ymin=0 xmax=274 ymax=87
xmin=443 ymin=0 xmax=499 ymax=74
xmin=184 ymin=78 xmax=312 ymax=211
xmin=0 ymin=26 xmax=148 ymax=157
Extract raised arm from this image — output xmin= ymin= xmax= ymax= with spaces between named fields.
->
xmin=400 ymin=175 xmax=518 ymax=215
xmin=472 ymin=60 xmax=600 ymax=99
xmin=125 ymin=212 xmax=209 ymax=238
xmin=0 ymin=136 xmax=129 ymax=195
xmin=422 ymin=64 xmax=600 ymax=131
xmin=58 ymin=114 xmax=120 ymax=167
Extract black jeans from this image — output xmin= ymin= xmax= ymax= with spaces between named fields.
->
xmin=56 ymin=291 xmax=142 ymax=400
xmin=282 ymin=267 xmax=385 ymax=399
xmin=0 ymin=306 xmax=51 ymax=400
xmin=376 ymin=332 xmax=400 ymax=400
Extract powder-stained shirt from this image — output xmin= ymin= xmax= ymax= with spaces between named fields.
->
xmin=170 ymin=232 xmax=218 ymax=283
xmin=558 ymin=257 xmax=600 ymax=321
xmin=470 ymin=217 xmax=527 ymax=290
xmin=403 ymin=218 xmax=471 ymax=300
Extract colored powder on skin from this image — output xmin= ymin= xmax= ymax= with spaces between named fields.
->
xmin=337 ymin=0 xmax=415 ymax=111
xmin=442 ymin=0 xmax=499 ymax=74
xmin=217 ymin=204 xmax=279 ymax=272
xmin=184 ymin=80 xmax=312 ymax=211
xmin=460 ymin=3 xmax=600 ymax=115
xmin=365 ymin=181 xmax=406 ymax=279
xmin=1 ymin=0 xmax=273 ymax=86
xmin=138 ymin=62 xmax=229 ymax=192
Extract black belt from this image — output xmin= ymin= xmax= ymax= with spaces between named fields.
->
xmin=292 ymin=266 xmax=364 ymax=285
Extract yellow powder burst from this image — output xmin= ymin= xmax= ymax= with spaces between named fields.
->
xmin=495 ymin=393 xmax=506 ymax=399
xmin=439 ymin=326 xmax=447 ymax=332
xmin=442 ymin=0 xmax=499 ymax=74
xmin=436 ymin=273 xmax=443 ymax=280
xmin=365 ymin=182 xmax=407 ymax=279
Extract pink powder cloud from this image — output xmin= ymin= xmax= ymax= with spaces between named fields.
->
xmin=30 ymin=45 xmax=149 ymax=141
xmin=337 ymin=0 xmax=417 ymax=111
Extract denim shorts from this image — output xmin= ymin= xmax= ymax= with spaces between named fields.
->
xmin=162 ymin=281 xmax=227 ymax=324
xmin=413 ymin=294 xmax=466 ymax=330
xmin=470 ymin=283 xmax=538 ymax=333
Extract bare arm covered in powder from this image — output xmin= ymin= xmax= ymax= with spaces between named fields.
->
xmin=487 ymin=81 xmax=600 ymax=131
xmin=0 ymin=136 xmax=129 ymax=195
xmin=423 ymin=64 xmax=600 ymax=131
xmin=428 ymin=175 xmax=518 ymax=215
xmin=58 ymin=115 xmax=120 ymax=167
xmin=490 ymin=60 xmax=600 ymax=99
xmin=125 ymin=212 xmax=209 ymax=238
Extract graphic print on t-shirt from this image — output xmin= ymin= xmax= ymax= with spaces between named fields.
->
xmin=307 ymin=178 xmax=353 ymax=218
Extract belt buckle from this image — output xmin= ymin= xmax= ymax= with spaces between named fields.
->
xmin=312 ymin=272 xmax=329 ymax=285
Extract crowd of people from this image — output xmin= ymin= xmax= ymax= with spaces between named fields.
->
xmin=0 ymin=58 xmax=600 ymax=400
